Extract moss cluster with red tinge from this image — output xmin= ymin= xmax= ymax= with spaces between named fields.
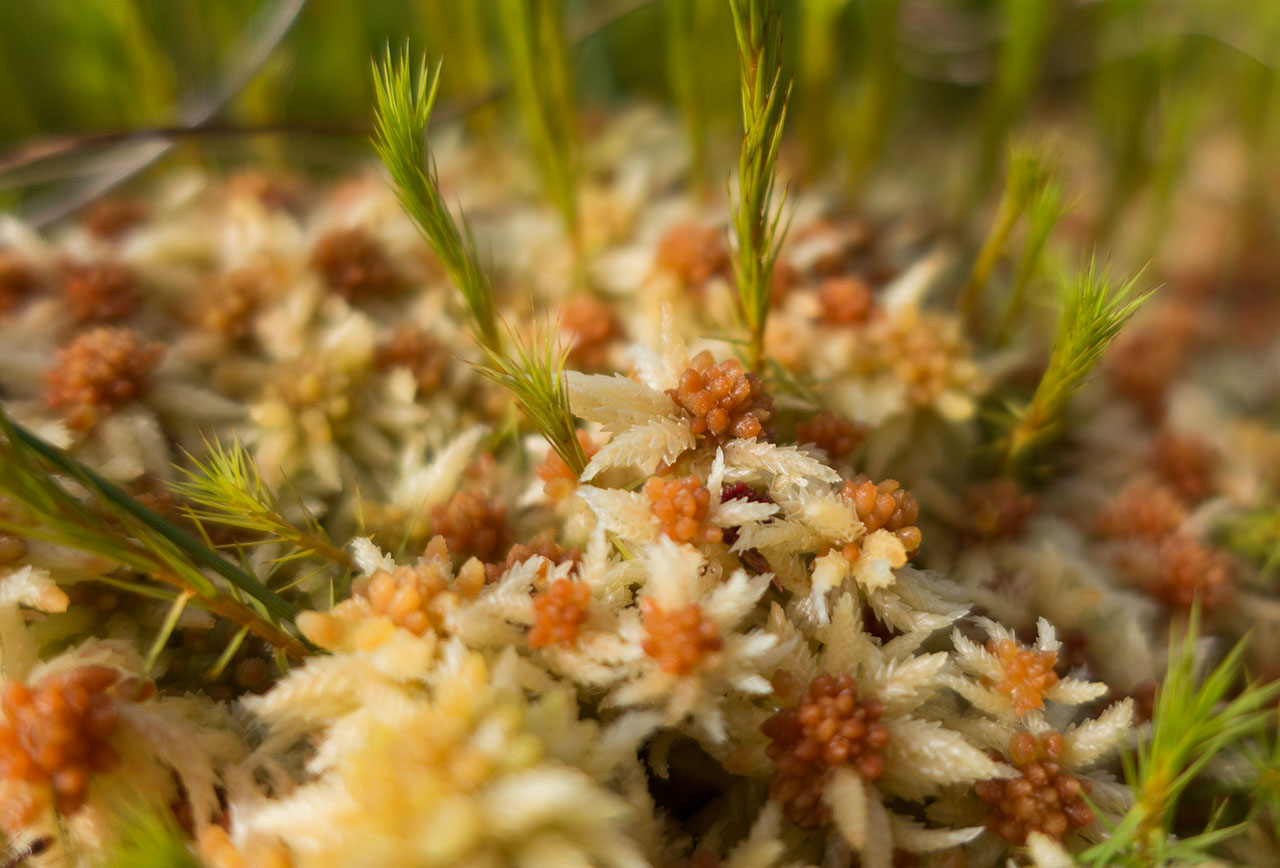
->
xmin=529 ymin=578 xmax=592 ymax=649
xmin=842 ymin=476 xmax=922 ymax=554
xmin=668 ymin=350 xmax=775 ymax=442
xmin=0 ymin=666 xmax=140 ymax=833
xmin=987 ymin=637 xmax=1060 ymax=716
xmin=431 ymin=490 xmax=512 ymax=563
xmin=976 ymin=731 xmax=1093 ymax=845
xmin=645 ymin=475 xmax=722 ymax=544
xmin=639 ymin=598 xmax=723 ymax=675
xmin=762 ymin=672 xmax=890 ymax=828
xmin=44 ymin=327 xmax=165 ymax=431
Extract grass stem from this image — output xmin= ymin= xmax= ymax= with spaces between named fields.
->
xmin=728 ymin=0 xmax=791 ymax=375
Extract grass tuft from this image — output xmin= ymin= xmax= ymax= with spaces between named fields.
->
xmin=998 ymin=257 xmax=1152 ymax=473
xmin=374 ymin=49 xmax=585 ymax=477
xmin=478 ymin=322 xmax=586 ymax=477
xmin=0 ymin=407 xmax=306 ymax=658
xmin=958 ymin=143 xmax=1056 ymax=333
xmin=172 ymin=436 xmax=356 ymax=571
xmin=728 ymin=0 xmax=792 ymax=375
xmin=372 ymin=48 xmax=502 ymax=353
xmin=1080 ymin=608 xmax=1280 ymax=866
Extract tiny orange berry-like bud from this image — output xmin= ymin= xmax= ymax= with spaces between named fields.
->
xmin=529 ymin=578 xmax=593 ymax=649
xmin=560 ymin=295 xmax=620 ymax=370
xmin=359 ymin=563 xmax=452 ymax=636
xmin=964 ymin=479 xmax=1037 ymax=540
xmin=485 ymin=535 xmax=577 ymax=584
xmin=0 ymin=666 xmax=131 ymax=826
xmin=430 ymin=490 xmax=512 ymax=564
xmin=1095 ymin=481 xmax=1186 ymax=542
xmin=644 ymin=475 xmax=722 ymax=544
xmin=1151 ymin=534 xmax=1234 ymax=610
xmin=654 ymin=223 xmax=729 ymax=289
xmin=840 ymin=475 xmax=922 ymax=555
xmin=1150 ymin=431 xmax=1217 ymax=504
xmin=667 ymin=351 xmax=775 ymax=443
xmin=537 ymin=430 xmax=598 ymax=500
xmin=311 ymin=227 xmax=400 ymax=301
xmin=818 ymin=276 xmax=875 ymax=325
xmin=62 ymin=261 xmax=138 ymax=324
xmin=987 ymin=637 xmax=1059 ymax=716
xmin=639 ymin=598 xmax=723 ymax=675
xmin=977 ymin=732 xmax=1093 ymax=845
xmin=44 ymin=327 xmax=165 ymax=431
xmin=795 ymin=412 xmax=865 ymax=462
xmin=375 ymin=326 xmax=451 ymax=396
xmin=761 ymin=672 xmax=890 ymax=829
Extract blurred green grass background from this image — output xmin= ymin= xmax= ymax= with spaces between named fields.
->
xmin=2 ymin=0 xmax=1280 ymax=234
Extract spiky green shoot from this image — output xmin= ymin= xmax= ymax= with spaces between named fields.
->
xmin=999 ymin=258 xmax=1152 ymax=472
xmin=993 ymin=175 xmax=1068 ymax=347
xmin=479 ymin=324 xmax=586 ymax=476
xmin=172 ymin=437 xmax=356 ymax=571
xmin=0 ymin=408 xmax=305 ymax=658
xmin=1080 ymin=609 xmax=1280 ymax=866
xmin=498 ymin=0 xmax=579 ymax=247
xmin=959 ymin=144 xmax=1055 ymax=332
xmin=728 ymin=0 xmax=791 ymax=375
xmin=372 ymin=49 xmax=502 ymax=353
xmin=373 ymin=50 xmax=585 ymax=477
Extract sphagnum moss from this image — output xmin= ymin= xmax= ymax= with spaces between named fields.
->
xmin=0 ymin=6 xmax=1277 ymax=868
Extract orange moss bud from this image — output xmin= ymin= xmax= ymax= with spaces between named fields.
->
xmin=645 ymin=475 xmax=722 ymax=544
xmin=311 ymin=227 xmax=400 ymax=301
xmin=668 ymin=350 xmax=775 ymax=442
xmin=762 ymin=673 xmax=890 ymax=828
xmin=639 ymin=598 xmax=723 ymax=675
xmin=44 ymin=327 xmax=165 ymax=431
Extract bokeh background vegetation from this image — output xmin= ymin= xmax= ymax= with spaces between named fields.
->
xmin=2 ymin=0 xmax=1280 ymax=253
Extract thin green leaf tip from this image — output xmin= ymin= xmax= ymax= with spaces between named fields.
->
xmin=1000 ymin=257 xmax=1154 ymax=473
xmin=728 ymin=0 xmax=791 ymax=375
xmin=372 ymin=47 xmax=502 ymax=353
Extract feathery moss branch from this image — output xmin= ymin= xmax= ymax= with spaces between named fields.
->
xmin=0 ymin=408 xmax=306 ymax=658
xmin=498 ymin=0 xmax=579 ymax=245
xmin=374 ymin=50 xmax=585 ymax=477
xmin=998 ymin=259 xmax=1153 ymax=473
xmin=372 ymin=49 xmax=502 ymax=353
xmin=728 ymin=0 xmax=791 ymax=375
xmin=172 ymin=437 xmax=356 ymax=571
xmin=1080 ymin=609 xmax=1280 ymax=866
